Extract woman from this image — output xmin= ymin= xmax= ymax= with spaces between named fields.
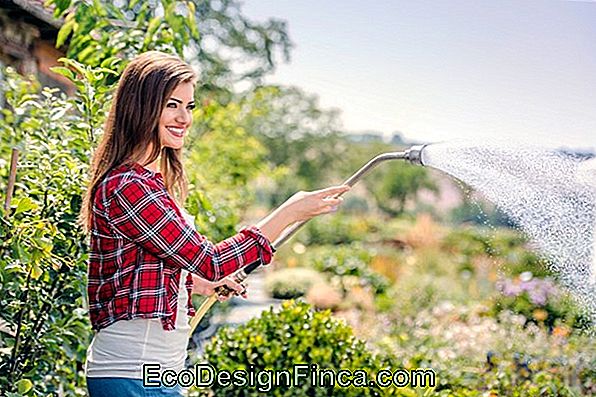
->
xmin=79 ymin=51 xmax=349 ymax=396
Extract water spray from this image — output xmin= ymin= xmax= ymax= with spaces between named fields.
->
xmin=189 ymin=144 xmax=429 ymax=335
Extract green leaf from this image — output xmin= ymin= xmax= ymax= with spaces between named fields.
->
xmin=99 ymin=56 xmax=120 ymax=70
xmin=45 ymin=0 xmax=71 ymax=16
xmin=14 ymin=197 xmax=37 ymax=215
xmin=16 ymin=379 xmax=33 ymax=394
xmin=187 ymin=4 xmax=200 ymax=40
xmin=56 ymin=15 xmax=75 ymax=48
xmin=31 ymin=263 xmax=43 ymax=279
xmin=146 ymin=16 xmax=162 ymax=37
xmin=95 ymin=67 xmax=119 ymax=76
xmin=58 ymin=57 xmax=87 ymax=76
xmin=77 ymin=45 xmax=97 ymax=62
xmin=49 ymin=66 xmax=75 ymax=81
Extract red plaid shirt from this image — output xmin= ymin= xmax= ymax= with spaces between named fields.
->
xmin=87 ymin=162 xmax=274 ymax=331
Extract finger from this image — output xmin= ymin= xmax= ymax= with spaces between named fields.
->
xmin=314 ymin=204 xmax=339 ymax=215
xmin=324 ymin=205 xmax=339 ymax=214
xmin=321 ymin=197 xmax=344 ymax=206
xmin=316 ymin=185 xmax=351 ymax=197
xmin=215 ymin=285 xmax=234 ymax=297
xmin=222 ymin=278 xmax=245 ymax=295
xmin=239 ymin=282 xmax=248 ymax=296
xmin=314 ymin=185 xmax=351 ymax=198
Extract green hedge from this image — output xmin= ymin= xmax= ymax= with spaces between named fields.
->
xmin=199 ymin=300 xmax=395 ymax=396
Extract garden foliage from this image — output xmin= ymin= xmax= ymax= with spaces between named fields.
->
xmin=0 ymin=0 xmax=290 ymax=394
xmin=199 ymin=300 xmax=419 ymax=397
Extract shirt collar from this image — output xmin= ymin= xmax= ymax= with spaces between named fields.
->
xmin=128 ymin=162 xmax=163 ymax=179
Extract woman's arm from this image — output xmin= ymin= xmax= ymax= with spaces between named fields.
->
xmin=190 ymin=184 xmax=351 ymax=300
xmin=108 ymin=178 xmax=349 ymax=281
xmin=256 ymin=185 xmax=350 ymax=243
xmin=108 ymin=178 xmax=272 ymax=281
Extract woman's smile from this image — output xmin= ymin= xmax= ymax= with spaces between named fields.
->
xmin=166 ymin=126 xmax=186 ymax=138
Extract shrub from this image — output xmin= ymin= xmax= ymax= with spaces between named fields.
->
xmin=380 ymin=302 xmax=596 ymax=396
xmin=264 ymin=268 xmax=326 ymax=299
xmin=305 ymin=244 xmax=390 ymax=296
xmin=199 ymin=300 xmax=390 ymax=396
xmin=298 ymin=214 xmax=381 ymax=246
xmin=0 ymin=64 xmax=107 ymax=396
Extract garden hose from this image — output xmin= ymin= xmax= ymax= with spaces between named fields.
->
xmin=188 ymin=144 xmax=428 ymax=336
xmin=189 ymin=261 xmax=257 ymax=334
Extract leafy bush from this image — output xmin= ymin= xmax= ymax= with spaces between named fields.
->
xmin=442 ymin=226 xmax=551 ymax=278
xmin=264 ymin=268 xmax=326 ymax=299
xmin=297 ymin=214 xmax=381 ymax=246
xmin=305 ymin=244 xmax=389 ymax=295
xmin=0 ymin=63 xmax=108 ymax=396
xmin=199 ymin=300 xmax=390 ymax=396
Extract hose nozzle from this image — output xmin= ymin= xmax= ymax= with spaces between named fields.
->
xmin=404 ymin=144 xmax=427 ymax=166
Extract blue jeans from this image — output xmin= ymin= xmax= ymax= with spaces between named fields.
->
xmin=87 ymin=377 xmax=184 ymax=397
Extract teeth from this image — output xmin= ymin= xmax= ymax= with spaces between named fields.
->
xmin=166 ymin=127 xmax=184 ymax=136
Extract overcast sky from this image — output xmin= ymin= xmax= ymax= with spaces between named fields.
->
xmin=242 ymin=0 xmax=596 ymax=151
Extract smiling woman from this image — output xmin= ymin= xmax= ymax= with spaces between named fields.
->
xmin=157 ymin=82 xmax=195 ymax=152
xmin=78 ymin=51 xmax=349 ymax=396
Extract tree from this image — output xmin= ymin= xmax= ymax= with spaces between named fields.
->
xmin=238 ymin=86 xmax=352 ymax=206
xmin=184 ymin=98 xmax=268 ymax=241
xmin=370 ymin=161 xmax=438 ymax=216
xmin=47 ymin=0 xmax=291 ymax=97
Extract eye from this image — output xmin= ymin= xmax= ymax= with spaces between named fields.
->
xmin=187 ymin=104 xmax=196 ymax=110
xmin=167 ymin=102 xmax=177 ymax=108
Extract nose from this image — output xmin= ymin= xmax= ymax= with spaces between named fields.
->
xmin=175 ymin=107 xmax=192 ymax=126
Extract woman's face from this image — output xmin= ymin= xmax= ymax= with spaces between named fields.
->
xmin=158 ymin=81 xmax=195 ymax=150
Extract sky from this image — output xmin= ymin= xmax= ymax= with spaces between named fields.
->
xmin=242 ymin=0 xmax=596 ymax=151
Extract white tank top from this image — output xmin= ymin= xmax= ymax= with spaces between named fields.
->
xmin=85 ymin=208 xmax=195 ymax=379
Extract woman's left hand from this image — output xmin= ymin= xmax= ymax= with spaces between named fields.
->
xmin=191 ymin=274 xmax=247 ymax=301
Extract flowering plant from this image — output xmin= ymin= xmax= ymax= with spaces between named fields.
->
xmin=493 ymin=272 xmax=585 ymax=329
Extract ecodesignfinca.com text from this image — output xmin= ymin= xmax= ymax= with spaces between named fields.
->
xmin=143 ymin=363 xmax=436 ymax=392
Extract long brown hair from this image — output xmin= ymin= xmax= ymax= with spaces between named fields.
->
xmin=80 ymin=51 xmax=196 ymax=233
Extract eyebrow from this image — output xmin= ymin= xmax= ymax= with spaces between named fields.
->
xmin=168 ymin=97 xmax=195 ymax=105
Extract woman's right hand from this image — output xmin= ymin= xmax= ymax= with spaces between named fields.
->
xmin=255 ymin=184 xmax=351 ymax=244
xmin=281 ymin=185 xmax=351 ymax=223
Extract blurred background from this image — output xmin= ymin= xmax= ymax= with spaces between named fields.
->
xmin=0 ymin=0 xmax=594 ymax=396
